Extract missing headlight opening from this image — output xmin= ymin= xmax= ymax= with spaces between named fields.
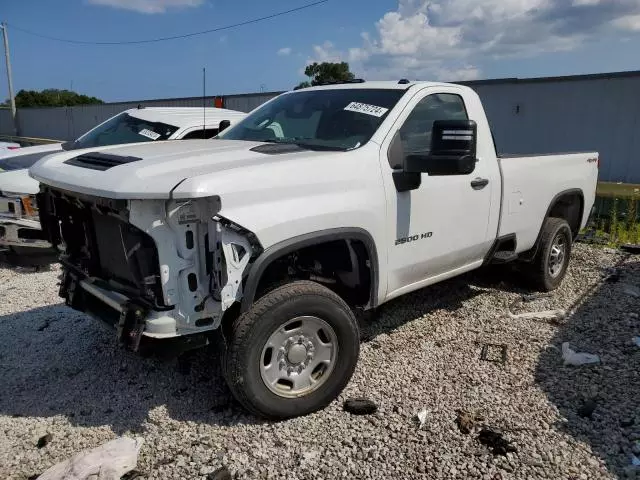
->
xmin=37 ymin=187 xmax=259 ymax=345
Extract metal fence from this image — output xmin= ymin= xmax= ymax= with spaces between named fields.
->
xmin=463 ymin=72 xmax=640 ymax=184
xmin=3 ymin=72 xmax=640 ymax=183
xmin=0 ymin=92 xmax=282 ymax=142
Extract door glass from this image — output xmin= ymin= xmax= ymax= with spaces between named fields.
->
xmin=398 ymin=94 xmax=468 ymax=156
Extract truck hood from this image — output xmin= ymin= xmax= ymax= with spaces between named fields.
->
xmin=29 ymin=139 xmax=337 ymax=199
xmin=0 ymin=169 xmax=40 ymax=195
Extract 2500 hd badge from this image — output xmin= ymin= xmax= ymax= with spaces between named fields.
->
xmin=395 ymin=232 xmax=433 ymax=245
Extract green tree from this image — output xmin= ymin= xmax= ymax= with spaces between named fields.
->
xmin=295 ymin=62 xmax=356 ymax=89
xmin=15 ymin=89 xmax=104 ymax=108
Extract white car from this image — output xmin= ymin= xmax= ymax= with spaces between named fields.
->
xmin=31 ymin=80 xmax=598 ymax=418
xmin=0 ymin=106 xmax=246 ymax=254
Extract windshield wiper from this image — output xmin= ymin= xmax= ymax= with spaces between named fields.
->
xmin=291 ymin=142 xmax=347 ymax=151
xmin=258 ymin=138 xmax=346 ymax=151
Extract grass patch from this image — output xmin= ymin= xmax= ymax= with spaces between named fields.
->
xmin=596 ymin=182 xmax=640 ymax=199
xmin=584 ymin=190 xmax=640 ymax=246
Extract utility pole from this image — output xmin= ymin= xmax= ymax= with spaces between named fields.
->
xmin=202 ymin=67 xmax=206 ymax=135
xmin=1 ymin=22 xmax=17 ymax=135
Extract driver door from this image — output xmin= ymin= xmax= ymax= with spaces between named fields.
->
xmin=380 ymin=87 xmax=496 ymax=299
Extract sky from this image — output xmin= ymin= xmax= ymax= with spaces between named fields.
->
xmin=3 ymin=0 xmax=640 ymax=102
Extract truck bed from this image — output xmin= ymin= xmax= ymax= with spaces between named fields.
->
xmin=497 ymin=152 xmax=599 ymax=253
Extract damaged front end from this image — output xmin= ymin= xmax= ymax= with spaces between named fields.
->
xmin=37 ymin=186 xmax=261 ymax=350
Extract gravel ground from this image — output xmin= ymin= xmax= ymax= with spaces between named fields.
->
xmin=0 ymin=244 xmax=638 ymax=479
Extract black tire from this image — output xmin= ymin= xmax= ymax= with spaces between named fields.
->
xmin=223 ymin=280 xmax=360 ymax=419
xmin=528 ymin=217 xmax=572 ymax=291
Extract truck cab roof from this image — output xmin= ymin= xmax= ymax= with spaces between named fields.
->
xmin=294 ymin=80 xmax=464 ymax=91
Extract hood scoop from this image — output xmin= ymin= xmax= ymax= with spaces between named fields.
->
xmin=250 ymin=143 xmax=307 ymax=155
xmin=64 ymin=152 xmax=143 ymax=171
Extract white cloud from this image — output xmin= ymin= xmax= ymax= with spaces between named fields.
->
xmin=306 ymin=0 xmax=640 ymax=81
xmin=277 ymin=47 xmax=293 ymax=56
xmin=612 ymin=14 xmax=640 ymax=31
xmin=310 ymin=41 xmax=344 ymax=63
xmin=87 ymin=0 xmax=204 ymax=14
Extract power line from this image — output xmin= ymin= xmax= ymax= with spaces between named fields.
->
xmin=7 ymin=0 xmax=329 ymax=46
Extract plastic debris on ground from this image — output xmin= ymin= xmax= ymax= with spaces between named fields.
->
xmin=36 ymin=436 xmax=143 ymax=480
xmin=633 ymin=337 xmax=640 ymax=348
xmin=623 ymin=284 xmax=640 ymax=298
xmin=561 ymin=342 xmax=600 ymax=366
xmin=508 ymin=310 xmax=566 ymax=320
xmin=415 ymin=409 xmax=428 ymax=429
xmin=343 ymin=398 xmax=378 ymax=415
xmin=521 ymin=292 xmax=553 ymax=302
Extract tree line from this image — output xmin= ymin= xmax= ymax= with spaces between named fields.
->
xmin=2 ymin=89 xmax=103 ymax=108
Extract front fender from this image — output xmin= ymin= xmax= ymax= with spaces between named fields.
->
xmin=240 ymin=227 xmax=380 ymax=312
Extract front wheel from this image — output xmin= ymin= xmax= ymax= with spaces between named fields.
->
xmin=527 ymin=217 xmax=573 ymax=291
xmin=222 ymin=280 xmax=360 ymax=419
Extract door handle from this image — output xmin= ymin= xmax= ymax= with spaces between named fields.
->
xmin=471 ymin=177 xmax=489 ymax=190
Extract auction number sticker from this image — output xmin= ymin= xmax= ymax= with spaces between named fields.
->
xmin=138 ymin=128 xmax=161 ymax=140
xmin=344 ymin=102 xmax=389 ymax=117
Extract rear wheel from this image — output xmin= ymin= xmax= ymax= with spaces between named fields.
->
xmin=527 ymin=217 xmax=572 ymax=291
xmin=223 ymin=280 xmax=359 ymax=419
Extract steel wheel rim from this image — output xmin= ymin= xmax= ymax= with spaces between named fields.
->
xmin=548 ymin=233 xmax=567 ymax=278
xmin=260 ymin=316 xmax=338 ymax=398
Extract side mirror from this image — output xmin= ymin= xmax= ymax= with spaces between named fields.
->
xmin=405 ymin=119 xmax=477 ymax=175
xmin=219 ymin=120 xmax=231 ymax=133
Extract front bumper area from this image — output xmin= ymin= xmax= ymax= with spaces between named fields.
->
xmin=61 ymin=265 xmax=183 ymax=350
xmin=0 ymin=216 xmax=52 ymax=250
xmin=38 ymin=186 xmax=259 ymax=350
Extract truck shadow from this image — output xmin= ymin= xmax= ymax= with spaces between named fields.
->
xmin=533 ymin=258 xmax=639 ymax=478
xmin=0 ymin=303 xmax=258 ymax=434
xmin=360 ymin=264 xmax=528 ymax=342
xmin=0 ymin=265 xmax=530 ymax=434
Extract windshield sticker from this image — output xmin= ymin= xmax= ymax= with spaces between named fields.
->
xmin=344 ymin=102 xmax=389 ymax=117
xmin=138 ymin=128 xmax=161 ymax=140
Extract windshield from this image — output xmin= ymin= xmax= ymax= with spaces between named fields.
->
xmin=218 ymin=88 xmax=405 ymax=150
xmin=66 ymin=112 xmax=179 ymax=150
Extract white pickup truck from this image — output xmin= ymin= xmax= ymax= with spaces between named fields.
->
xmin=30 ymin=80 xmax=598 ymax=419
xmin=0 ymin=106 xmax=246 ymax=254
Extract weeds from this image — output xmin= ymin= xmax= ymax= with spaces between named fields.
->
xmin=584 ymin=193 xmax=640 ymax=246
xmin=581 ymin=189 xmax=640 ymax=247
